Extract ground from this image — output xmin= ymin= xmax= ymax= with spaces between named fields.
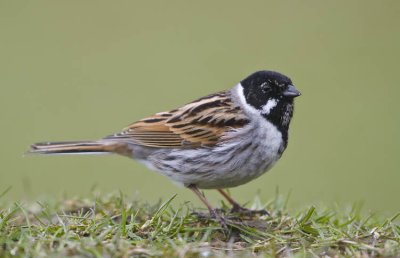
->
xmin=0 ymin=190 xmax=399 ymax=257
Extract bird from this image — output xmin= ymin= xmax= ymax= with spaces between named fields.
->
xmin=29 ymin=70 xmax=301 ymax=225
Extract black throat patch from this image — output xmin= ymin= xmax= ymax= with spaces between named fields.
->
xmin=262 ymin=100 xmax=294 ymax=149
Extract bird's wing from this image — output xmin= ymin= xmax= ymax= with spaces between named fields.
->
xmin=104 ymin=91 xmax=249 ymax=148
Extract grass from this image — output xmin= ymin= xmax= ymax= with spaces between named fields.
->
xmin=0 ymin=190 xmax=399 ymax=258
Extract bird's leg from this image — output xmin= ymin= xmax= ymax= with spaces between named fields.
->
xmin=217 ymin=189 xmax=269 ymax=216
xmin=188 ymin=185 xmax=227 ymax=229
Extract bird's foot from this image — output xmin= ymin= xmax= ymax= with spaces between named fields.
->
xmin=192 ymin=210 xmax=228 ymax=231
xmin=230 ymin=204 xmax=270 ymax=217
xmin=210 ymin=209 xmax=228 ymax=231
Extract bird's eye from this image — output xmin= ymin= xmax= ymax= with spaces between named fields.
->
xmin=260 ymin=82 xmax=270 ymax=93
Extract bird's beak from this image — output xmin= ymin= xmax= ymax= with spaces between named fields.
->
xmin=283 ymin=85 xmax=301 ymax=97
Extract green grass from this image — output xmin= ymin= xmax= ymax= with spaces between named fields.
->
xmin=0 ymin=191 xmax=399 ymax=257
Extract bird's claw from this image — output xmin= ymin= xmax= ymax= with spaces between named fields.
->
xmin=230 ymin=205 xmax=270 ymax=216
xmin=191 ymin=210 xmax=229 ymax=232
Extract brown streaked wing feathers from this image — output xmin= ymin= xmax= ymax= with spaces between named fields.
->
xmin=104 ymin=91 xmax=249 ymax=148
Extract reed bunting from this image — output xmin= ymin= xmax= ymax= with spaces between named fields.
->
xmin=30 ymin=70 xmax=301 ymax=224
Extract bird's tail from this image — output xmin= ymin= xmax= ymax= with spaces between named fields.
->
xmin=29 ymin=140 xmax=128 ymax=155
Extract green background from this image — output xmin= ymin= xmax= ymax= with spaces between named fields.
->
xmin=1 ymin=1 xmax=399 ymax=213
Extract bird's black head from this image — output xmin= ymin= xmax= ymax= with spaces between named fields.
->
xmin=240 ymin=70 xmax=300 ymax=111
xmin=240 ymin=70 xmax=301 ymax=143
